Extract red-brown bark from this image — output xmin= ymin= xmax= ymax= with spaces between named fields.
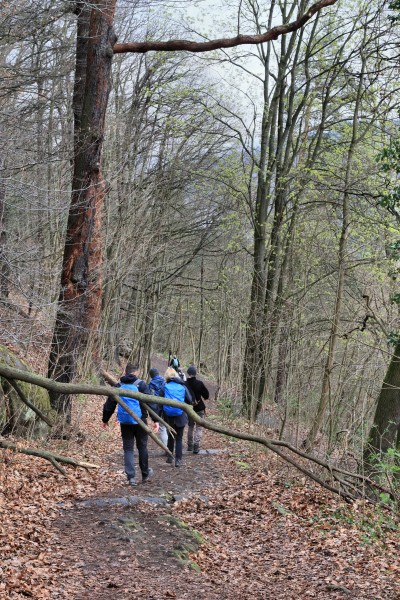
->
xmin=48 ymin=1 xmax=117 ymax=418
xmin=0 ymin=154 xmax=9 ymax=299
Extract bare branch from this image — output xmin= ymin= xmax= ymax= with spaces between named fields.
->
xmin=113 ymin=0 xmax=339 ymax=54
xmin=0 ymin=440 xmax=98 ymax=473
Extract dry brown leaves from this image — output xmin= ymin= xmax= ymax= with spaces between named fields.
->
xmin=175 ymin=447 xmax=400 ymax=599
xmin=1 ymin=395 xmax=400 ymax=599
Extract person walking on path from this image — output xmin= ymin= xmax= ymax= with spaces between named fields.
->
xmin=169 ymin=353 xmax=180 ymax=369
xmin=185 ymin=365 xmax=209 ymax=454
xmin=148 ymin=367 xmax=168 ymax=447
xmin=160 ymin=367 xmax=192 ymax=467
xmin=102 ymin=363 xmax=159 ymax=485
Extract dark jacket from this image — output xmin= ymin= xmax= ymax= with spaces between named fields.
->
xmin=102 ymin=374 xmax=152 ymax=424
xmin=149 ymin=374 xmax=165 ymax=396
xmin=169 ymin=356 xmax=180 ymax=368
xmin=148 ymin=374 xmax=165 ymax=416
xmin=185 ymin=376 xmax=209 ymax=413
xmin=160 ymin=377 xmax=192 ymax=428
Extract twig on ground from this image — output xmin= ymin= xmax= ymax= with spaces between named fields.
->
xmin=0 ymin=439 xmax=98 ymax=474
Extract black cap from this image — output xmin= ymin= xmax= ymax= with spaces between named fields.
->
xmin=187 ymin=365 xmax=197 ymax=377
xmin=149 ymin=368 xmax=159 ymax=378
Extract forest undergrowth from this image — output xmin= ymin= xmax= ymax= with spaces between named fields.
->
xmin=1 ymin=388 xmax=400 ymax=599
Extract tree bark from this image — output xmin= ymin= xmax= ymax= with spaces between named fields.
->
xmin=48 ymin=1 xmax=117 ymax=420
xmin=0 ymin=155 xmax=9 ymax=299
xmin=365 ymin=340 xmax=400 ymax=460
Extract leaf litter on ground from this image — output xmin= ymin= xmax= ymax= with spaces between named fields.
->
xmin=0 ymin=394 xmax=399 ymax=599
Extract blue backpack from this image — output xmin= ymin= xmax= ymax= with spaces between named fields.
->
xmin=149 ymin=375 xmax=165 ymax=396
xmin=117 ymin=382 xmax=142 ymax=424
xmin=163 ymin=380 xmax=185 ymax=417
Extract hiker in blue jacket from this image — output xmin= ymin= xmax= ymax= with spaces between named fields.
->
xmin=148 ymin=367 xmax=168 ymax=447
xmin=102 ymin=363 xmax=158 ymax=485
xmin=160 ymin=367 xmax=192 ymax=467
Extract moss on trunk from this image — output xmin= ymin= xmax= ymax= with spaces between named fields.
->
xmin=0 ymin=345 xmax=54 ymax=438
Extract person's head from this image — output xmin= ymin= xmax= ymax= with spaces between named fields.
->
xmin=125 ymin=362 xmax=139 ymax=376
xmin=149 ymin=367 xmax=159 ymax=378
xmin=187 ymin=365 xmax=197 ymax=378
xmin=165 ymin=366 xmax=178 ymax=381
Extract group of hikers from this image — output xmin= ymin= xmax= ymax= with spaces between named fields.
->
xmin=101 ymin=357 xmax=210 ymax=485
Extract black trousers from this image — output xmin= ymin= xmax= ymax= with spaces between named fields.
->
xmin=167 ymin=425 xmax=185 ymax=460
xmin=120 ymin=423 xmax=149 ymax=480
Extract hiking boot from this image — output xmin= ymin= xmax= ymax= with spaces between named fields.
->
xmin=166 ymin=456 xmax=173 ymax=464
xmin=175 ymin=459 xmax=182 ymax=467
xmin=142 ymin=467 xmax=154 ymax=483
xmin=193 ymin=445 xmax=200 ymax=454
xmin=187 ymin=444 xmax=193 ymax=452
xmin=128 ymin=477 xmax=137 ymax=486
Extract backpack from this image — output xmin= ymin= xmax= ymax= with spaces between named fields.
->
xmin=149 ymin=375 xmax=164 ymax=396
xmin=163 ymin=380 xmax=185 ymax=417
xmin=117 ymin=382 xmax=142 ymax=424
xmin=172 ymin=357 xmax=179 ymax=368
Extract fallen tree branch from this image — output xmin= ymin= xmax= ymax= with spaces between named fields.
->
xmin=143 ymin=402 xmax=177 ymax=437
xmin=0 ymin=363 xmax=383 ymax=501
xmin=0 ymin=439 xmax=98 ymax=474
xmin=113 ymin=0 xmax=338 ymax=54
xmin=100 ymin=369 xmax=119 ymax=386
xmin=267 ymin=438 xmax=392 ymax=499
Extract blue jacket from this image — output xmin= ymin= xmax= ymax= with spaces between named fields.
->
xmin=160 ymin=377 xmax=192 ymax=427
xmin=102 ymin=374 xmax=152 ymax=424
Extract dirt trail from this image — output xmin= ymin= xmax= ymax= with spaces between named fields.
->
xmin=52 ymin=445 xmax=224 ymax=600
xmin=51 ymin=359 xmax=224 ymax=599
xmin=41 ymin=361 xmax=399 ymax=600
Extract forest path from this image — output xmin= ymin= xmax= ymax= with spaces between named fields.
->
xmin=52 ymin=445 xmax=224 ymax=599
xmin=50 ymin=430 xmax=400 ymax=600
xmin=44 ymin=360 xmax=399 ymax=600
xmin=50 ymin=359 xmax=225 ymax=599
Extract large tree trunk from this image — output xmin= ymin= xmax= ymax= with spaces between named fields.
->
xmin=0 ymin=155 xmax=9 ymax=299
xmin=241 ymin=56 xmax=271 ymax=421
xmin=48 ymin=1 xmax=117 ymax=421
xmin=365 ymin=340 xmax=400 ymax=461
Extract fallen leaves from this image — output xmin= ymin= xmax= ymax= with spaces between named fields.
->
xmin=1 ymin=398 xmax=400 ymax=599
xmin=175 ymin=448 xmax=400 ymax=599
